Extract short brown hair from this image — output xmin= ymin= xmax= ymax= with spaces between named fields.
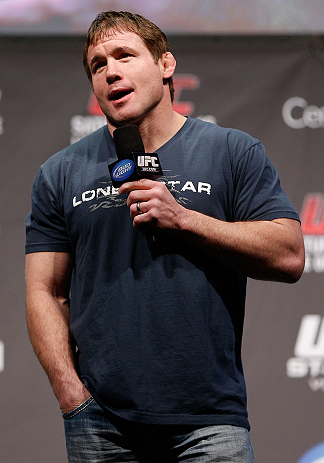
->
xmin=83 ymin=11 xmax=174 ymax=101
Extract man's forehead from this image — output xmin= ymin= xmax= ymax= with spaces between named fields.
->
xmin=86 ymin=29 xmax=150 ymax=65
xmin=91 ymin=28 xmax=144 ymax=47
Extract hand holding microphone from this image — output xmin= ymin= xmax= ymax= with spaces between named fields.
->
xmin=119 ymin=177 xmax=184 ymax=233
xmin=109 ymin=125 xmax=185 ymax=234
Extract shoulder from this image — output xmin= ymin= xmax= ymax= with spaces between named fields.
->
xmin=186 ymin=117 xmax=258 ymax=142
xmin=42 ymin=125 xmax=109 ymax=169
xmin=185 ymin=117 xmax=262 ymax=156
xmin=38 ymin=125 xmax=110 ymax=181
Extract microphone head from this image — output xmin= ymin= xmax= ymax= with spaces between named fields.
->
xmin=113 ymin=125 xmax=145 ymax=159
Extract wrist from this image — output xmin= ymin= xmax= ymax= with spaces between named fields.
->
xmin=52 ymin=377 xmax=91 ymax=414
xmin=51 ymin=372 xmax=83 ymax=400
xmin=176 ymin=207 xmax=199 ymax=234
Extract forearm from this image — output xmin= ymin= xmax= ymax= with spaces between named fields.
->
xmin=26 ymin=288 xmax=88 ymax=412
xmin=176 ymin=208 xmax=305 ymax=283
xmin=119 ymin=179 xmax=305 ymax=283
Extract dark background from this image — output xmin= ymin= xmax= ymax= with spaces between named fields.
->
xmin=0 ymin=33 xmax=323 ymax=462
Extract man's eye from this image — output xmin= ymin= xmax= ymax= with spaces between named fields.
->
xmin=92 ymin=62 xmax=105 ymax=73
xmin=119 ymin=53 xmax=132 ymax=59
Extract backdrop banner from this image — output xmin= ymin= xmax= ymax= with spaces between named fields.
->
xmin=0 ymin=35 xmax=323 ymax=463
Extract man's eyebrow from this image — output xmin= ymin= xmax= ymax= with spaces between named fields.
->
xmin=89 ymin=54 xmax=105 ymax=69
xmin=113 ymin=45 xmax=137 ymax=55
xmin=89 ymin=45 xmax=137 ymax=69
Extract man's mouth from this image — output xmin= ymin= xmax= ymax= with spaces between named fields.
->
xmin=110 ymin=89 xmax=133 ymax=101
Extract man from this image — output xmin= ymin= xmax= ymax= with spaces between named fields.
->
xmin=25 ymin=11 xmax=305 ymax=463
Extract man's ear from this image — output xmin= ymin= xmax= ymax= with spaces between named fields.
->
xmin=161 ymin=52 xmax=176 ymax=79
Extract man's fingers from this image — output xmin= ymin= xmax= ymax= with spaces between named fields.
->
xmin=118 ymin=178 xmax=156 ymax=195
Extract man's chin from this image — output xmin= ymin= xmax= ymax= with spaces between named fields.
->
xmin=106 ymin=114 xmax=143 ymax=129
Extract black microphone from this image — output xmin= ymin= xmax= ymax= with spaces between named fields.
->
xmin=108 ymin=125 xmax=163 ymax=187
xmin=110 ymin=125 xmax=163 ymax=253
xmin=113 ymin=124 xmax=145 ymax=159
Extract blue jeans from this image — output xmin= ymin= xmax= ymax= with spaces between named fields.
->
xmin=63 ymin=397 xmax=254 ymax=462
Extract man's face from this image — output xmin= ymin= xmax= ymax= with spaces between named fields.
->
xmin=87 ymin=30 xmax=167 ymax=128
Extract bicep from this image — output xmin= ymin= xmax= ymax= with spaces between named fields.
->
xmin=264 ymin=218 xmax=305 ymax=281
xmin=270 ymin=218 xmax=304 ymax=251
xmin=25 ymin=251 xmax=73 ymax=303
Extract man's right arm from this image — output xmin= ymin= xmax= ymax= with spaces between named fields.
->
xmin=25 ymin=251 xmax=91 ymax=414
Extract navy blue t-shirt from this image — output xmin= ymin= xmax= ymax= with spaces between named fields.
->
xmin=25 ymin=117 xmax=299 ymax=428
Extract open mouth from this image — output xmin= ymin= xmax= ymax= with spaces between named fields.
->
xmin=110 ymin=90 xmax=132 ymax=101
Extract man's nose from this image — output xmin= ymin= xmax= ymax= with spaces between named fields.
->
xmin=106 ymin=60 xmax=122 ymax=84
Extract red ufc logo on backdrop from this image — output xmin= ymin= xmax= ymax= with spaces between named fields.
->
xmin=300 ymin=193 xmax=324 ymax=235
xmin=172 ymin=74 xmax=200 ymax=115
xmin=87 ymin=74 xmax=200 ymax=117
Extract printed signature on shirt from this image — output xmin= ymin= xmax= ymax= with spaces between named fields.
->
xmin=89 ymin=196 xmax=126 ymax=212
xmin=88 ymin=194 xmax=191 ymax=212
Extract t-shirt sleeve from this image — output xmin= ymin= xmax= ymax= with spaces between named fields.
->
xmin=25 ymin=166 xmax=72 ymax=254
xmin=231 ymin=138 xmax=300 ymax=223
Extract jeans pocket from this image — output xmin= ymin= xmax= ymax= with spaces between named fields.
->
xmin=62 ymin=396 xmax=94 ymax=420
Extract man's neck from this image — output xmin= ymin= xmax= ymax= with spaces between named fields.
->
xmin=108 ymin=110 xmax=186 ymax=154
xmin=137 ymin=111 xmax=186 ymax=153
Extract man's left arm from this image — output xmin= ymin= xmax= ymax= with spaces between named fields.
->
xmin=119 ymin=179 xmax=305 ymax=283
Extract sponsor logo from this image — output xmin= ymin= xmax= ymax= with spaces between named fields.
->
xmin=70 ymin=114 xmax=106 ymax=144
xmin=70 ymin=74 xmax=216 ymax=144
xmin=137 ymin=155 xmax=159 ymax=168
xmin=282 ymin=97 xmax=324 ymax=129
xmin=287 ymin=315 xmax=324 ymax=391
xmin=172 ymin=74 xmax=200 ymax=116
xmin=111 ymin=159 xmax=135 ymax=182
xmin=297 ymin=441 xmax=324 ymax=463
xmin=300 ymin=193 xmax=324 ymax=273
